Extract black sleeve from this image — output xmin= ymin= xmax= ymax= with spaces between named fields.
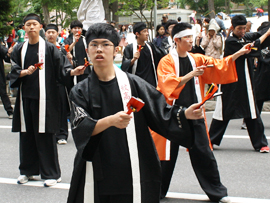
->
xmin=51 ymin=45 xmax=73 ymax=88
xmin=130 ymin=75 xmax=194 ymax=148
xmin=0 ymin=45 xmax=10 ymax=63
xmin=69 ymin=83 xmax=100 ymax=161
xmin=121 ymin=44 xmax=133 ymax=72
xmin=10 ymin=43 xmax=23 ymax=88
xmin=224 ymin=36 xmax=261 ymax=58
xmin=149 ymin=42 xmax=166 ymax=68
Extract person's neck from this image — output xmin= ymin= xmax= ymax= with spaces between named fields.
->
xmin=28 ymin=36 xmax=40 ymax=44
xmin=176 ymin=47 xmax=188 ymax=57
xmin=137 ymin=38 xmax=145 ymax=46
xmin=94 ymin=64 xmax=116 ymax=81
xmin=233 ymin=32 xmax=242 ymax=40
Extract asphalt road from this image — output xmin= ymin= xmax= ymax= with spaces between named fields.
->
xmin=0 ymin=106 xmax=270 ymax=203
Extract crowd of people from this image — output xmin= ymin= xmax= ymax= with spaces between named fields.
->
xmin=1 ymin=10 xmax=270 ymax=203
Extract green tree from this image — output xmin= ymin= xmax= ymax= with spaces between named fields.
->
xmin=0 ymin=0 xmax=14 ymax=40
xmin=113 ymin=0 xmax=168 ymax=26
xmin=176 ymin=0 xmax=227 ymax=17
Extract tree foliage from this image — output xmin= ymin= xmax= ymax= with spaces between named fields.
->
xmin=176 ymin=0 xmax=227 ymax=17
xmin=113 ymin=0 xmax=168 ymax=27
xmin=8 ymin=0 xmax=81 ymax=31
xmin=0 ymin=0 xmax=14 ymax=38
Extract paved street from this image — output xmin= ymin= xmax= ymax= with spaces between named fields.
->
xmin=0 ymin=105 xmax=270 ymax=203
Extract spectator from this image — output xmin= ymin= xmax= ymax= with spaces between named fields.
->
xmin=215 ymin=13 xmax=227 ymax=37
xmin=188 ymin=10 xmax=196 ymax=24
xmin=16 ymin=24 xmax=26 ymax=43
xmin=246 ymin=21 xmax=252 ymax=32
xmin=118 ymin=25 xmax=128 ymax=56
xmin=6 ymin=20 xmax=16 ymax=48
xmin=161 ymin=20 xmax=178 ymax=53
xmin=201 ymin=23 xmax=223 ymax=59
xmin=161 ymin=14 xmax=168 ymax=26
xmin=256 ymin=7 xmax=264 ymax=18
xmin=153 ymin=24 xmax=167 ymax=48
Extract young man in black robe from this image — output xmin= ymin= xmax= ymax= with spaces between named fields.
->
xmin=121 ymin=22 xmax=165 ymax=87
xmin=0 ymin=45 xmax=14 ymax=118
xmin=45 ymin=23 xmax=80 ymax=145
xmin=209 ymin=15 xmax=270 ymax=153
xmin=67 ymin=22 xmax=204 ymax=203
xmin=10 ymin=13 xmax=86 ymax=187
xmin=64 ymin=20 xmax=91 ymax=83
xmin=253 ymin=22 xmax=270 ymax=115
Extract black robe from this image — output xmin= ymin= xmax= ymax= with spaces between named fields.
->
xmin=0 ymin=45 xmax=10 ymax=95
xmin=10 ymin=41 xmax=73 ymax=133
xmin=214 ymin=32 xmax=265 ymax=120
xmin=254 ymin=47 xmax=270 ymax=102
xmin=121 ymin=42 xmax=166 ymax=86
xmin=67 ymin=70 xmax=194 ymax=203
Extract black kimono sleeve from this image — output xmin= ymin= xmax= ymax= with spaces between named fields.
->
xmin=10 ymin=43 xmax=24 ymax=88
xmin=121 ymin=44 xmax=133 ymax=72
xmin=224 ymin=34 xmax=262 ymax=58
xmin=129 ymin=74 xmax=194 ymax=148
xmin=69 ymin=82 xmax=100 ymax=161
xmin=0 ymin=45 xmax=10 ymax=63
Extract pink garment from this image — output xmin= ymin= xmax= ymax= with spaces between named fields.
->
xmin=201 ymin=35 xmax=222 ymax=59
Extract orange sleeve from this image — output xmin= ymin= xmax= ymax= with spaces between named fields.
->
xmin=157 ymin=54 xmax=185 ymax=104
xmin=191 ymin=53 xmax=238 ymax=85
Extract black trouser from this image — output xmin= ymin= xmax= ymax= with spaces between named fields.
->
xmin=0 ymin=91 xmax=13 ymax=115
xmin=161 ymin=120 xmax=227 ymax=202
xmin=55 ymin=85 xmax=68 ymax=141
xmin=99 ymin=194 xmax=132 ymax=203
xmin=256 ymin=100 xmax=264 ymax=114
xmin=210 ymin=117 xmax=268 ymax=150
xmin=19 ymin=98 xmax=61 ymax=179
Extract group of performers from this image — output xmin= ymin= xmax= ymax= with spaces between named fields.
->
xmin=5 ymin=11 xmax=270 ymax=203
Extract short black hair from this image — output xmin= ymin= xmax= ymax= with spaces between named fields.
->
xmin=85 ymin=23 xmax=120 ymax=47
xmin=177 ymin=17 xmax=181 ymax=22
xmin=258 ymin=21 xmax=270 ymax=31
xmin=231 ymin=15 xmax=247 ymax=28
xmin=204 ymin=18 xmax=210 ymax=24
xmin=165 ymin=20 xmax=178 ymax=31
xmin=23 ymin=13 xmax=41 ymax=25
xmin=171 ymin=22 xmax=192 ymax=39
xmin=70 ymin=20 xmax=83 ymax=29
xmin=45 ymin=23 xmax=58 ymax=32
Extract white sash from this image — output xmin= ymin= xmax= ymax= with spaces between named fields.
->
xmin=168 ymin=36 xmax=173 ymax=46
xmin=132 ymin=41 xmax=157 ymax=84
xmin=244 ymin=59 xmax=256 ymax=119
xmin=84 ymin=66 xmax=141 ymax=203
xmin=20 ymin=36 xmax=46 ymax=133
xmin=170 ymin=48 xmax=202 ymax=105
xmin=213 ymin=59 xmax=257 ymax=120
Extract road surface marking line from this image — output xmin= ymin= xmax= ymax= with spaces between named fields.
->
xmin=0 ymin=178 xmax=269 ymax=203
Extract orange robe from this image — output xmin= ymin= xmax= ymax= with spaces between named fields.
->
xmin=151 ymin=52 xmax=238 ymax=160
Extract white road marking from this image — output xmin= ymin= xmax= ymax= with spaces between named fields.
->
xmin=0 ymin=178 xmax=269 ymax=203
xmin=0 ymin=177 xmax=70 ymax=189
xmin=166 ymin=192 xmax=270 ymax=203
xmin=1 ymin=125 xmax=270 ymax=139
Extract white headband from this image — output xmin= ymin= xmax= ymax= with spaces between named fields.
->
xmin=173 ymin=29 xmax=193 ymax=41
